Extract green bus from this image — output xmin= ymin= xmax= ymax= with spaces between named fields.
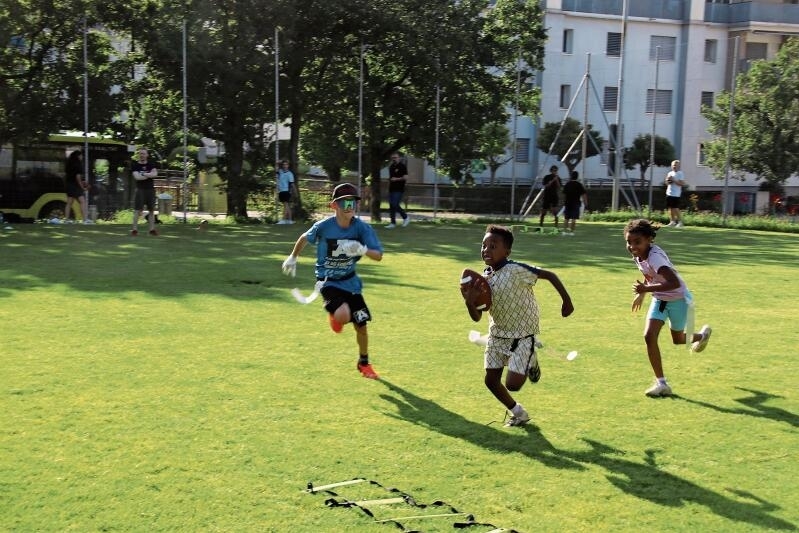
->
xmin=0 ymin=134 xmax=131 ymax=222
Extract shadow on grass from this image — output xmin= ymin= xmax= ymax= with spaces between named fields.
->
xmin=380 ymin=380 xmax=797 ymax=531
xmin=676 ymin=388 xmax=799 ymax=428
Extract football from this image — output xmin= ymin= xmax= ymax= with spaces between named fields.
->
xmin=460 ymin=268 xmax=492 ymax=311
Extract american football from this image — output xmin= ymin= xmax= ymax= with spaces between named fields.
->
xmin=460 ymin=268 xmax=492 ymax=311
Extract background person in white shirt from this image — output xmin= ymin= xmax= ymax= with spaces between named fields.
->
xmin=665 ymin=160 xmax=685 ymax=227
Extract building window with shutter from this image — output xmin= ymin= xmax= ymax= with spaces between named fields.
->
xmin=515 ymin=138 xmax=530 ymax=163
xmin=607 ymin=33 xmax=621 ymax=57
xmin=560 ymin=85 xmax=571 ymax=109
xmin=603 ymin=86 xmax=618 ymax=111
xmin=650 ymin=36 xmax=676 ymax=61
xmin=704 ymin=39 xmax=717 ymax=63
xmin=563 ymin=29 xmax=573 ymax=54
xmin=700 ymin=91 xmax=714 ymax=111
xmin=646 ymin=89 xmax=672 ymax=114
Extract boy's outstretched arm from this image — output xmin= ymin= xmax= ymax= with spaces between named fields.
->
xmin=538 ymin=269 xmax=574 ymax=317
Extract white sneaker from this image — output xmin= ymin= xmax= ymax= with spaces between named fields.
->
xmin=504 ymin=408 xmax=531 ymax=427
xmin=385 ymin=223 xmax=396 ymax=229
xmin=645 ymin=380 xmax=673 ymax=397
xmin=691 ymin=325 xmax=712 ymax=353
xmin=675 ymin=222 xmax=683 ymax=228
xmin=667 ymin=221 xmax=677 ymax=227
xmin=402 ymin=217 xmax=410 ymax=227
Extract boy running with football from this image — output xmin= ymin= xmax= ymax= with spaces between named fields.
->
xmin=281 ymin=183 xmax=384 ymax=379
xmin=462 ymin=224 xmax=574 ymax=426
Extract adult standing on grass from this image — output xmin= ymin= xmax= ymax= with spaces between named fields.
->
xmin=539 ymin=165 xmax=562 ymax=230
xmin=462 ymin=224 xmax=574 ymax=427
xmin=385 ymin=152 xmax=410 ymax=229
xmin=624 ymin=219 xmax=712 ymax=398
xmin=665 ymin=160 xmax=685 ymax=227
xmin=64 ymin=150 xmax=90 ymax=223
xmin=281 ymin=183 xmax=384 ymax=379
xmin=562 ymin=170 xmax=587 ymax=235
xmin=276 ymin=159 xmax=296 ymax=225
xmin=131 ymin=148 xmax=158 ymax=236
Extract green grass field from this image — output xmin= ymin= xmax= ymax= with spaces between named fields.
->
xmin=1 ymin=219 xmax=797 ymax=532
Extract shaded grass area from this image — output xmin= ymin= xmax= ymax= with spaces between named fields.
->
xmin=1 ymin=221 xmax=797 ymax=532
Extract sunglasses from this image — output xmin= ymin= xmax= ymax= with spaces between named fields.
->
xmin=336 ymin=198 xmax=356 ymax=210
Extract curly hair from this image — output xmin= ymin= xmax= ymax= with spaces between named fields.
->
xmin=624 ymin=218 xmax=659 ymax=238
xmin=486 ymin=224 xmax=514 ymax=249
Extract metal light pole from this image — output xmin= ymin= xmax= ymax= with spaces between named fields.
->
xmin=612 ymin=0 xmax=629 ymax=211
xmin=722 ymin=36 xmax=740 ymax=224
xmin=510 ymin=45 xmax=521 ymax=218
xmin=647 ymin=46 xmax=660 ymax=217
xmin=82 ymin=15 xmax=90 ymax=219
xmin=181 ymin=18 xmax=188 ymax=223
xmin=274 ymin=27 xmax=280 ymax=220
xmin=434 ymin=84 xmax=440 ymax=219
xmin=358 ymin=42 xmax=365 ymax=203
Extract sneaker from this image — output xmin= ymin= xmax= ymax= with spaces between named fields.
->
xmin=691 ymin=325 xmax=712 ymax=353
xmin=385 ymin=223 xmax=396 ymax=229
xmin=357 ymin=362 xmax=380 ymax=379
xmin=504 ymin=408 xmax=531 ymax=427
xmin=130 ymin=229 xmax=138 ymax=236
xmin=645 ymin=380 xmax=673 ymax=397
xmin=527 ymin=355 xmax=541 ymax=384
xmin=402 ymin=217 xmax=410 ymax=227
xmin=667 ymin=221 xmax=677 ymax=227
xmin=675 ymin=222 xmax=684 ymax=228
xmin=149 ymin=229 xmax=159 ymax=236
xmin=328 ymin=314 xmax=343 ymax=333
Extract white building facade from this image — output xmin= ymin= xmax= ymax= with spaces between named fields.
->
xmin=468 ymin=0 xmax=799 ymax=199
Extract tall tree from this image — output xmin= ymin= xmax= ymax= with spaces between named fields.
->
xmin=0 ymin=0 xmax=130 ymax=144
xmin=702 ymin=37 xmax=799 ymax=185
xmin=536 ymin=117 xmax=604 ymax=175
xmin=625 ymin=133 xmax=675 ymax=183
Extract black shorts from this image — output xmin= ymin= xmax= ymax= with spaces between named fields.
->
xmin=666 ymin=195 xmax=681 ymax=208
xmin=321 ymin=286 xmax=371 ymax=326
xmin=134 ymin=188 xmax=156 ymax=211
xmin=542 ymin=196 xmax=559 ymax=210
xmin=279 ymin=191 xmax=291 ymax=203
xmin=564 ymin=204 xmax=581 ymax=220
xmin=66 ymin=184 xmax=84 ymax=199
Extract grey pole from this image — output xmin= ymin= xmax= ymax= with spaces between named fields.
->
xmin=722 ymin=36 xmax=740 ymax=224
xmin=647 ymin=46 xmax=660 ymax=217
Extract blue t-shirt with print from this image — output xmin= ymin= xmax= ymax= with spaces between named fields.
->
xmin=304 ymin=215 xmax=383 ymax=294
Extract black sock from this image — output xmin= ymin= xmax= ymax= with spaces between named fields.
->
xmin=358 ymin=355 xmax=369 ymax=365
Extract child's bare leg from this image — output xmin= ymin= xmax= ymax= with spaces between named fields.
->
xmin=485 ymin=369 xmax=516 ymax=410
xmin=644 ymin=319 xmax=665 ymax=378
xmin=504 ymin=370 xmax=527 ymax=392
xmin=332 ymin=302 xmax=351 ymax=325
xmin=355 ymin=323 xmax=368 ymax=355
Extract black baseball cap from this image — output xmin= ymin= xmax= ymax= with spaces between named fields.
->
xmin=331 ymin=182 xmax=361 ymax=201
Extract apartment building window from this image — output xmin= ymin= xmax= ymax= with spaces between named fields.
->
xmin=563 ymin=29 xmax=573 ymax=54
xmin=704 ymin=39 xmax=718 ymax=63
xmin=603 ymin=86 xmax=618 ymax=111
xmin=515 ymin=138 xmax=530 ymax=163
xmin=606 ymin=33 xmax=621 ymax=57
xmin=650 ymin=36 xmax=676 ymax=61
xmin=646 ymin=89 xmax=672 ymax=114
xmin=560 ymin=84 xmax=571 ymax=108
xmin=700 ymin=91 xmax=714 ymax=111
xmin=697 ymin=143 xmax=707 ymax=166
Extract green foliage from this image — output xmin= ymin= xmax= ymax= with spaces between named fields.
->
xmin=625 ymin=133 xmax=676 ymax=181
xmin=701 ymin=37 xmax=799 ymax=185
xmin=536 ymin=117 xmax=604 ymax=173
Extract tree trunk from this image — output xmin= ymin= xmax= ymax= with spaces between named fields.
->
xmin=225 ymin=139 xmax=248 ymax=218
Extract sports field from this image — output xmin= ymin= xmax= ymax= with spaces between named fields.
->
xmin=1 ymin=220 xmax=797 ymax=532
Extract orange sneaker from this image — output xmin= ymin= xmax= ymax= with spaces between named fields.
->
xmin=328 ymin=314 xmax=343 ymax=333
xmin=357 ymin=363 xmax=379 ymax=380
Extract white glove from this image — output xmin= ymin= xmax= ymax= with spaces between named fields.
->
xmin=282 ymin=255 xmax=297 ymax=277
xmin=339 ymin=240 xmax=368 ymax=257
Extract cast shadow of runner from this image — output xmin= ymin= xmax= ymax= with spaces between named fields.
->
xmin=380 ymin=380 xmax=796 ymax=531
xmin=676 ymin=387 xmax=799 ymax=428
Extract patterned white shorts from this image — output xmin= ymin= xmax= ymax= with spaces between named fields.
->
xmin=484 ymin=335 xmax=536 ymax=375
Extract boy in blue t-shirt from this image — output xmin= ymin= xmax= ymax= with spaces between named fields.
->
xmin=282 ymin=183 xmax=384 ymax=379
